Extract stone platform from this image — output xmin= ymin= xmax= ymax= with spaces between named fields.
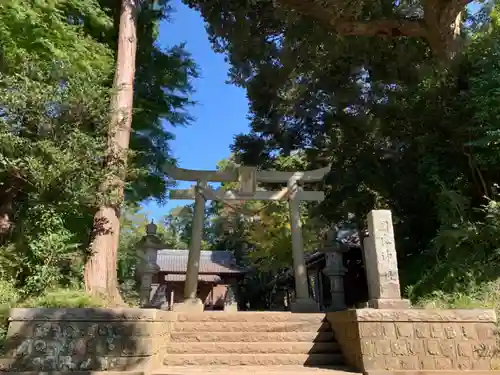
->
xmin=2 ymin=308 xmax=500 ymax=375
xmin=327 ymin=308 xmax=500 ymax=373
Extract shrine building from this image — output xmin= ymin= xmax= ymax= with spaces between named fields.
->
xmin=147 ymin=249 xmax=246 ymax=311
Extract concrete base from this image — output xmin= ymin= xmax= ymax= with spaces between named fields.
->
xmin=367 ymin=298 xmax=411 ymax=309
xmin=224 ymin=304 xmax=238 ymax=312
xmin=290 ymin=298 xmax=319 ymax=313
xmin=325 ymin=305 xmax=347 ymax=312
xmin=173 ymin=298 xmax=204 ymax=312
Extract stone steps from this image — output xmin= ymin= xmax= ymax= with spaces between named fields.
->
xmin=165 ymin=341 xmax=339 ymax=354
xmin=154 ymin=366 xmax=360 ymax=375
xmin=162 ymin=354 xmax=345 ymax=367
xmin=171 ymin=321 xmax=330 ymax=332
xmin=163 ymin=312 xmax=345 ymax=368
xmin=174 ymin=312 xmax=327 ymax=322
xmin=169 ymin=331 xmax=335 ymax=342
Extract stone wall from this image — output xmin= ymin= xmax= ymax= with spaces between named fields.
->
xmin=327 ymin=308 xmax=500 ymax=374
xmin=0 ymin=308 xmax=173 ymax=372
xmin=4 ymin=307 xmax=499 ymax=374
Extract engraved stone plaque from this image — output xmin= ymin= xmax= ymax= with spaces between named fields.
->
xmin=363 ymin=210 xmax=406 ymax=305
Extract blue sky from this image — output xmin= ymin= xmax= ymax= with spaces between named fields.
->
xmin=141 ymin=0 xmax=250 ymax=220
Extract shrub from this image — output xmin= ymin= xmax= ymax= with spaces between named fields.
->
xmin=415 ymin=280 xmax=500 ymax=318
xmin=19 ymin=288 xmax=109 ymax=308
xmin=120 ymin=279 xmax=140 ymax=307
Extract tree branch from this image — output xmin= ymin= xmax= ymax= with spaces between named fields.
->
xmin=275 ymin=0 xmax=473 ymax=59
xmin=335 ymin=19 xmax=428 ymax=37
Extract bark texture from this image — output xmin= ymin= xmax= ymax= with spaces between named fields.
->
xmin=84 ymin=0 xmax=138 ymax=304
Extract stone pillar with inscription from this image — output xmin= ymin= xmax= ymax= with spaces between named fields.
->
xmin=137 ymin=221 xmax=161 ymax=307
xmin=362 ymin=210 xmax=410 ymax=309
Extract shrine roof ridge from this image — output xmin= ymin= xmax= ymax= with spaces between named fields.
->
xmin=156 ymin=249 xmax=246 ymax=274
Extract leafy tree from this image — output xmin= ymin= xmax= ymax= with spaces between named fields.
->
xmin=0 ymin=0 xmax=112 ymax=294
xmin=0 ymin=0 xmax=197 ymax=300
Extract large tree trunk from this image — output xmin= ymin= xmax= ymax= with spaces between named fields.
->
xmin=84 ymin=0 xmax=138 ymax=304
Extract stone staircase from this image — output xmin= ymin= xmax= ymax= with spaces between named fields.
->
xmin=160 ymin=312 xmax=350 ymax=370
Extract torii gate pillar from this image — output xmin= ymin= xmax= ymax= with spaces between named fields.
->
xmin=173 ymin=181 xmax=206 ymax=312
xmin=288 ymin=176 xmax=318 ymax=313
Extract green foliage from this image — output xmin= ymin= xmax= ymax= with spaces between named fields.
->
xmin=415 ymin=280 xmax=500 ymax=319
xmin=20 ymin=288 xmax=108 ymax=308
xmin=0 ymin=0 xmax=197 ymax=300
xmin=0 ymin=0 xmax=112 ymax=294
xmin=407 ymin=196 xmax=500 ymax=300
xmin=0 ymin=0 xmax=113 ymax=80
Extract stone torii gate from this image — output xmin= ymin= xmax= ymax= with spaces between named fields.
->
xmin=166 ymin=164 xmax=330 ymax=312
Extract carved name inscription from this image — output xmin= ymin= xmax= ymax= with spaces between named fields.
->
xmin=6 ymin=322 xmax=148 ymax=371
xmin=364 ymin=210 xmax=402 ymax=300
xmin=380 ymin=270 xmax=399 ymax=282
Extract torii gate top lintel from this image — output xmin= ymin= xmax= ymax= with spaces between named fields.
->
xmin=166 ymin=164 xmax=330 ymax=202
xmin=164 ymin=164 xmax=330 ymax=184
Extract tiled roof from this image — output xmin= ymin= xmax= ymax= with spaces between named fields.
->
xmin=164 ymin=274 xmax=222 ymax=283
xmin=336 ymin=229 xmax=361 ymax=248
xmin=156 ymin=249 xmax=244 ymax=274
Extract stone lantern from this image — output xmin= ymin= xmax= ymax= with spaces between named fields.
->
xmin=136 ymin=220 xmax=163 ymax=307
xmin=317 ymin=228 xmax=348 ymax=311
xmin=322 ymin=249 xmax=347 ymax=311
